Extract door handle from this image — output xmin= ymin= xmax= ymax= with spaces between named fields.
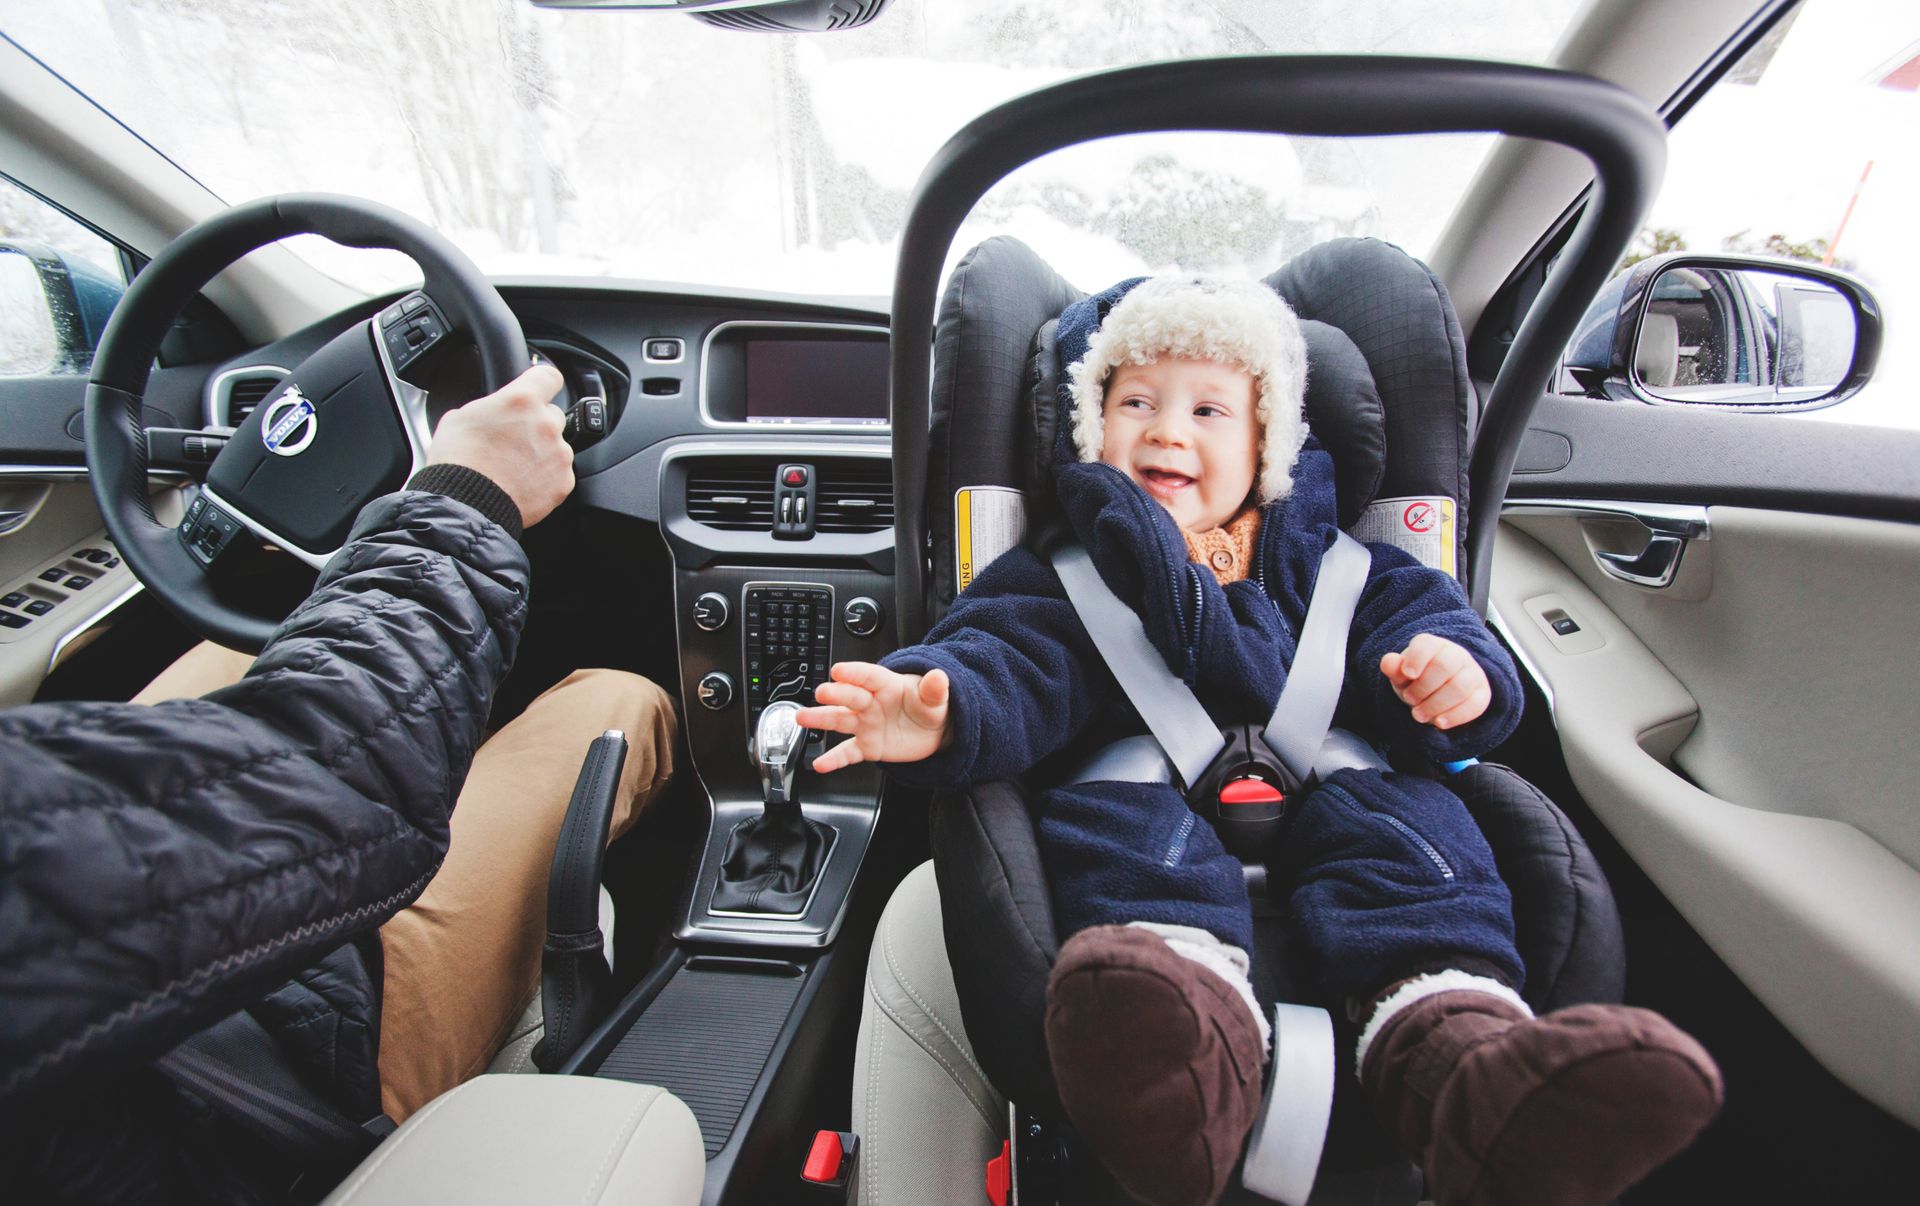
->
xmin=1502 ymin=499 xmax=1710 ymax=590
xmin=1594 ymin=533 xmax=1687 ymax=588
xmin=0 ymin=509 xmax=27 ymax=536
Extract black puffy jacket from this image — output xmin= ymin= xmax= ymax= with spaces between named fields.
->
xmin=0 ymin=482 xmax=528 ymax=1199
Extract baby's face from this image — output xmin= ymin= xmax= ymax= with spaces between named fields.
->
xmin=1099 ymin=356 xmax=1259 ymax=533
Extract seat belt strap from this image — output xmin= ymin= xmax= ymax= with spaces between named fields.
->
xmin=1264 ymin=531 xmax=1372 ymax=781
xmin=1050 ymin=543 xmax=1224 ymax=789
xmin=1054 ymin=531 xmax=1377 ymax=791
xmin=155 ymin=1011 xmax=386 ymax=1166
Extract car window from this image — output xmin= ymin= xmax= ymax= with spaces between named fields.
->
xmin=0 ymin=0 xmax=1584 ymax=298
xmin=1623 ymin=0 xmax=1918 ymax=429
xmin=0 ymin=176 xmax=127 ymax=377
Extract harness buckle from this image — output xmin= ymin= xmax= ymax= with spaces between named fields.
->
xmin=1188 ymin=724 xmax=1306 ymax=859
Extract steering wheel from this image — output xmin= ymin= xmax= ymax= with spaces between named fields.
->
xmin=85 ymin=194 xmax=529 ymax=654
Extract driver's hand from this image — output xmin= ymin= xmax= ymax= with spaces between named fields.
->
xmin=428 ymin=364 xmax=573 ymax=528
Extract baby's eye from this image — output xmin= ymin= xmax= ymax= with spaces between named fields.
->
xmin=1117 ymin=396 xmax=1153 ymax=411
xmin=1194 ymin=403 xmax=1228 ymax=419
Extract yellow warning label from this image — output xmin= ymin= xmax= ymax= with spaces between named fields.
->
xmin=954 ymin=486 xmax=1027 ymax=593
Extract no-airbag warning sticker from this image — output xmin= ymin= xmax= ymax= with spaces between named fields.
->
xmin=1353 ymin=495 xmax=1456 ymax=578
xmin=954 ymin=486 xmax=1027 ymax=593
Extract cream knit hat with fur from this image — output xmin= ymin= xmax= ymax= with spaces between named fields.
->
xmin=1066 ymin=276 xmax=1309 ymax=506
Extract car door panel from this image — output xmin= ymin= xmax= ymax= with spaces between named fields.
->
xmin=1512 ymin=393 xmax=1920 ymax=521
xmin=1491 ymin=393 xmax=1920 ymax=1130
xmin=0 ymin=477 xmax=154 ymax=707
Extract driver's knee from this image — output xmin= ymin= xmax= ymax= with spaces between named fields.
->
xmin=510 ymin=669 xmax=679 ymax=840
xmin=131 ymin=640 xmax=255 ymax=704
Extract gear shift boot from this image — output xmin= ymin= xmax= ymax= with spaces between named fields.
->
xmin=711 ymin=805 xmax=833 ymax=915
xmin=712 ymin=700 xmax=834 ymax=916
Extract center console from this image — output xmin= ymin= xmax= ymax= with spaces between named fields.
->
xmin=556 ymin=331 xmax=902 ymax=1200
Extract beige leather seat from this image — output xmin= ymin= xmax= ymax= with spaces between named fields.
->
xmin=853 ymin=860 xmax=1007 ymax=1205
xmin=322 ymin=1074 xmax=703 ymax=1205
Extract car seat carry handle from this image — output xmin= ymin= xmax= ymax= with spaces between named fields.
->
xmin=1051 ymin=543 xmax=1225 ymax=790
xmin=1264 ymin=531 xmax=1370 ymax=782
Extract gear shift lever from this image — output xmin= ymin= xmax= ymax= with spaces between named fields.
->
xmin=711 ymin=702 xmax=833 ymax=916
xmin=753 ymin=701 xmax=807 ymax=805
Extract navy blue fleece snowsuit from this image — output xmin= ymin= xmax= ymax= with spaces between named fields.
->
xmin=883 ymin=288 xmax=1528 ymax=1002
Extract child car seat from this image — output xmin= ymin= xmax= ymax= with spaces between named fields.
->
xmin=918 ymin=234 xmax=1627 ymax=1205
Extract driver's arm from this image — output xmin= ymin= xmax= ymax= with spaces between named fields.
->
xmin=0 ymin=366 xmax=569 ymax=1114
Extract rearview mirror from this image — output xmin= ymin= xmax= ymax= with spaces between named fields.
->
xmin=1562 ymin=253 xmax=1882 ymax=411
xmin=527 ymin=0 xmax=893 ymax=31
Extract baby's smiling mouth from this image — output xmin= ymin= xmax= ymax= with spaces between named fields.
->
xmin=1137 ymin=467 xmax=1196 ymax=498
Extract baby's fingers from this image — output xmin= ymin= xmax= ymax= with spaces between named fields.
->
xmin=829 ymin=661 xmax=894 ymax=692
xmin=1427 ymin=686 xmax=1493 ymax=731
xmin=813 ymin=680 xmax=874 ymax=711
xmin=811 ymin=739 xmax=867 ymax=774
xmin=793 ymin=705 xmax=858 ymax=735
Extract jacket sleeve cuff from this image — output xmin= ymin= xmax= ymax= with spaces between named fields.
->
xmin=404 ymin=464 xmax=523 ymax=543
xmin=876 ymin=645 xmax=983 ymax=788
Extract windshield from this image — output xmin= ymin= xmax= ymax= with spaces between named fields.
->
xmin=1 ymin=0 xmax=1584 ymax=297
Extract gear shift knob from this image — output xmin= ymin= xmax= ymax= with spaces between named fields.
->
xmin=751 ymin=701 xmax=807 ymax=805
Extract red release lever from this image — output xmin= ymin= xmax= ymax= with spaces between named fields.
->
xmin=985 ymin=1139 xmax=1011 ymax=1206
xmin=802 ymin=1130 xmax=844 ymax=1183
xmin=1219 ymin=778 xmax=1285 ymax=805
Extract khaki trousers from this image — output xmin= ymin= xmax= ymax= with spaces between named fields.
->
xmin=136 ymin=645 xmax=678 ymax=1121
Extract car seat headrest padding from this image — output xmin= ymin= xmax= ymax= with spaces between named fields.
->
xmin=929 ymin=237 xmax=1086 ymax=611
xmin=1263 ymin=238 xmax=1476 ymax=579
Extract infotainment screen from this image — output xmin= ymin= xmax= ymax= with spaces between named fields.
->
xmin=744 ymin=338 xmax=889 ymax=426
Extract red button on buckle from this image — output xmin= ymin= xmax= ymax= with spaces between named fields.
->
xmin=1219 ymin=778 xmax=1285 ymax=805
xmin=802 ymin=1130 xmax=843 ymax=1183
xmin=985 ymin=1140 xmax=1011 ymax=1206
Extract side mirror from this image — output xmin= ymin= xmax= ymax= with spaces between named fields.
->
xmin=526 ymin=0 xmax=893 ymax=31
xmin=0 ymin=240 xmax=125 ymax=375
xmin=1567 ymin=252 xmax=1882 ymax=410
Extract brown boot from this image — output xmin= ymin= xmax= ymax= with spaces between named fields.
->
xmin=1045 ymin=926 xmax=1266 ymax=1206
xmin=1358 ymin=985 xmax=1723 ymax=1206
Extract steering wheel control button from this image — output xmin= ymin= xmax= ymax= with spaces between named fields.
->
xmin=381 ymin=299 xmax=448 ymax=373
xmin=697 ymin=671 xmax=735 ymax=711
xmin=692 ymin=591 xmax=730 ymax=632
xmin=180 ymin=502 xmax=245 ymax=567
xmin=843 ymin=596 xmax=882 ymax=638
xmin=772 ymin=463 xmax=817 ymax=540
xmin=644 ymin=338 xmax=683 ymax=362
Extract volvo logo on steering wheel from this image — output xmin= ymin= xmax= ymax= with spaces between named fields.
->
xmin=260 ymin=385 xmax=318 ymax=457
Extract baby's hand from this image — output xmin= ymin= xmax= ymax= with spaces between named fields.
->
xmin=1380 ymin=634 xmax=1490 ymax=731
xmin=795 ymin=662 xmax=951 ymax=773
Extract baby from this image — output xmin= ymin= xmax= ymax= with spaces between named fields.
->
xmin=797 ymin=276 xmax=1721 ymax=1206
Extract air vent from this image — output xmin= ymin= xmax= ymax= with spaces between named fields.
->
xmin=686 ymin=459 xmax=776 ymax=531
xmin=814 ymin=460 xmax=893 ymax=533
xmin=215 ymin=370 xmax=285 ymax=427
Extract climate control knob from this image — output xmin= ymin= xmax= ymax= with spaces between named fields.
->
xmin=692 ymin=591 xmax=729 ymax=632
xmin=696 ymin=671 xmax=735 ymax=711
xmin=843 ymin=596 xmax=883 ymax=638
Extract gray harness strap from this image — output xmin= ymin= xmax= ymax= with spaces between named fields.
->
xmin=1263 ymin=531 xmax=1373 ymax=781
xmin=1052 ymin=543 xmax=1225 ymax=788
xmin=1055 ymin=530 xmax=1385 ymax=788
